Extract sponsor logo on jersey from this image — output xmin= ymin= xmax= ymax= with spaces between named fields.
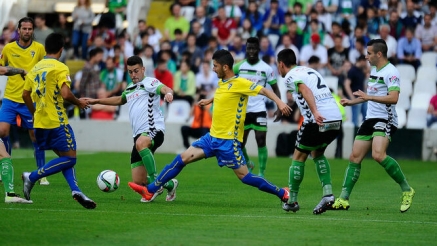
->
xmin=389 ymin=76 xmax=399 ymax=84
xmin=12 ymin=54 xmax=20 ymax=57
xmin=151 ymin=79 xmax=159 ymax=86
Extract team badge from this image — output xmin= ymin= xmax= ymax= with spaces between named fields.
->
xmin=256 ymin=71 xmax=261 ymax=76
xmin=30 ymin=51 xmax=35 ymax=58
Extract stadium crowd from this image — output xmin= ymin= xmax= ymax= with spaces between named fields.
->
xmin=1 ymin=0 xmax=437 ymax=126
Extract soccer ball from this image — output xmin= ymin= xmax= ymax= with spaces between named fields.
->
xmin=97 ymin=170 xmax=120 ymax=192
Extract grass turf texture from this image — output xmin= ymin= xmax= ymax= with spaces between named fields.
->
xmin=1 ymin=149 xmax=436 ymax=246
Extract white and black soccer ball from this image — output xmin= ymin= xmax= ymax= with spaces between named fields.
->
xmin=97 ymin=170 xmax=120 ymax=192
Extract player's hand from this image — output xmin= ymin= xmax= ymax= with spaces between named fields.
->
xmin=273 ymin=108 xmax=283 ymax=122
xmin=78 ymin=98 xmax=90 ymax=109
xmin=313 ymin=111 xmax=326 ymax=126
xmin=277 ymin=101 xmax=292 ymax=117
xmin=340 ymin=98 xmax=350 ymax=106
xmin=164 ymin=93 xmax=173 ymax=103
xmin=198 ymin=98 xmax=213 ymax=106
xmin=353 ymin=90 xmax=369 ymax=101
xmin=20 ymin=70 xmax=27 ymax=80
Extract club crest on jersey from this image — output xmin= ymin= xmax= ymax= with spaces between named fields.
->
xmin=151 ymin=79 xmax=158 ymax=86
xmin=30 ymin=51 xmax=35 ymax=58
xmin=256 ymin=71 xmax=261 ymax=76
xmin=228 ymin=83 xmax=233 ymax=90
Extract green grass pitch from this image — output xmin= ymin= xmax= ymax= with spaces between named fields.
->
xmin=1 ymin=149 xmax=436 ymax=246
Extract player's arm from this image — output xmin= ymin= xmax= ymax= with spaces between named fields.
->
xmin=0 ymin=66 xmax=27 ymax=79
xmin=259 ymin=87 xmax=291 ymax=117
xmin=297 ymin=83 xmax=325 ymax=125
xmin=88 ymin=96 xmax=125 ymax=106
xmin=160 ymin=85 xmax=174 ymax=103
xmin=61 ymin=83 xmax=89 ymax=110
xmin=352 ymin=89 xmax=399 ymax=104
xmin=22 ymin=89 xmax=35 ymax=115
xmin=198 ymin=97 xmax=213 ymax=106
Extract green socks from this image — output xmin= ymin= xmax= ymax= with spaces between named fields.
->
xmin=380 ymin=156 xmax=410 ymax=192
xmin=313 ymin=155 xmax=333 ymax=196
xmin=242 ymin=147 xmax=250 ymax=163
xmin=139 ymin=148 xmax=174 ymax=191
xmin=288 ymin=160 xmax=305 ymax=203
xmin=258 ymin=146 xmax=268 ymax=176
xmin=139 ymin=148 xmax=157 ymax=184
xmin=339 ymin=162 xmax=361 ymax=200
xmin=1 ymin=158 xmax=14 ymax=194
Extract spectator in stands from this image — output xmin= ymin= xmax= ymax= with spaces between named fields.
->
xmin=90 ymin=88 xmax=117 ymax=120
xmin=275 ymin=34 xmax=300 ymax=63
xmin=387 ymin=9 xmax=405 ymax=40
xmin=343 ymin=55 xmax=368 ymax=127
xmin=387 ymin=0 xmax=403 ymax=16
xmin=427 ymin=92 xmax=437 ymax=127
xmin=259 ymin=35 xmax=275 ymax=60
xmin=299 ymin=33 xmax=328 ymax=71
xmin=173 ymin=60 xmax=196 ymax=106
xmin=72 ymin=0 xmax=94 ymax=60
xmin=238 ymin=18 xmax=257 ymax=44
xmin=415 ymin=13 xmax=437 ymax=52
xmin=134 ymin=19 xmax=148 ymax=48
xmin=170 ymin=29 xmax=187 ymax=58
xmin=286 ymin=21 xmax=304 ymax=50
xmin=323 ymin=21 xmax=350 ymax=49
xmin=77 ymin=48 xmax=104 ymax=119
xmin=100 ymin=57 xmax=124 ymax=97
xmin=164 ymin=3 xmax=190 ymax=41
xmin=377 ymin=24 xmax=398 ymax=64
xmin=0 ymin=19 xmax=19 ymax=43
xmin=224 ymin=0 xmax=242 ymax=24
xmin=53 ymin=13 xmax=72 ymax=62
xmin=327 ymin=35 xmax=350 ymax=77
xmin=400 ymin=0 xmax=422 ymax=29
xmin=358 ymin=0 xmax=381 ymax=15
xmin=154 ymin=58 xmax=174 ymax=90
xmin=141 ymin=44 xmax=156 ymax=77
xmin=198 ymin=0 xmax=217 ymax=18
xmin=338 ymin=0 xmax=356 ymax=28
xmin=146 ymin=25 xmax=162 ymax=53
xmin=241 ymin=1 xmax=264 ymax=35
xmin=0 ymin=28 xmax=13 ymax=45
xmin=88 ymin=35 xmax=111 ymax=61
xmin=113 ymin=44 xmax=126 ymax=72
xmin=366 ymin=7 xmax=381 ymax=39
xmin=314 ymin=1 xmax=333 ymax=33
xmin=291 ymin=2 xmax=307 ymax=33
xmin=89 ymin=23 xmax=116 ymax=51
xmin=349 ymin=37 xmax=367 ymax=64
xmin=117 ymin=29 xmax=134 ymax=58
xmin=180 ymin=94 xmax=212 ymax=149
xmin=33 ymin=14 xmax=53 ymax=45
xmin=159 ymin=50 xmax=177 ymax=74
xmin=397 ymin=28 xmax=422 ymax=71
xmin=262 ymin=0 xmax=285 ymax=37
xmin=302 ymin=19 xmax=325 ymax=46
xmin=429 ymin=3 xmax=437 ymax=26
xmin=182 ymin=33 xmax=203 ymax=73
xmin=228 ymin=35 xmax=246 ymax=62
xmin=176 ymin=0 xmax=196 ymax=22
xmin=190 ymin=6 xmax=213 ymax=37
xmin=195 ymin=60 xmax=217 ymax=98
xmin=107 ymin=0 xmax=127 ymax=32
xmin=350 ymin=25 xmax=370 ymax=49
xmin=190 ymin=21 xmax=209 ymax=49
xmin=212 ymin=6 xmax=237 ymax=49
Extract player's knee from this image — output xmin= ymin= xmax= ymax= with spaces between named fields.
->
xmin=371 ymin=151 xmax=385 ymax=163
xmin=65 ymin=157 xmax=77 ymax=167
xmin=135 ymin=138 xmax=151 ymax=150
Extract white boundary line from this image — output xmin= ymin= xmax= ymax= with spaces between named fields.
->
xmin=2 ymin=207 xmax=436 ymax=225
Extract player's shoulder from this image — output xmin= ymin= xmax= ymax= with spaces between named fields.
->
xmin=32 ymin=41 xmax=45 ymax=49
xmin=233 ymin=59 xmax=247 ymax=70
xmin=142 ymin=76 xmax=161 ymax=85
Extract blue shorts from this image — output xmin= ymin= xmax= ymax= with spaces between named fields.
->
xmin=35 ymin=124 xmax=76 ymax=152
xmin=192 ymin=133 xmax=246 ymax=169
xmin=0 ymin=98 xmax=33 ymax=129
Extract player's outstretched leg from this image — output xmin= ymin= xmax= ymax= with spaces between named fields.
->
xmin=331 ymin=162 xmax=361 ymax=210
xmin=312 ymin=155 xmax=334 ymax=215
xmin=283 ymin=160 xmax=305 ymax=212
xmin=33 ymin=142 xmax=48 ymax=185
xmin=379 ymin=156 xmax=415 ymax=212
xmin=1 ymin=157 xmax=32 ymax=204
xmin=240 ymin=172 xmax=289 ymax=202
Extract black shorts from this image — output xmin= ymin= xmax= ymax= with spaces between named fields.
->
xmin=355 ymin=118 xmax=397 ymax=141
xmin=295 ymin=121 xmax=342 ymax=154
xmin=130 ymin=130 xmax=164 ymax=164
xmin=244 ymin=111 xmax=268 ymax=131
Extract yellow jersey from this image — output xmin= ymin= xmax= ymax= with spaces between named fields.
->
xmin=0 ymin=40 xmax=45 ymax=103
xmin=24 ymin=58 xmax=71 ymax=129
xmin=210 ymin=76 xmax=262 ymax=142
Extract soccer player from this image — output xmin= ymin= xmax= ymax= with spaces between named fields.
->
xmin=21 ymin=33 xmax=96 ymax=209
xmin=128 ymin=49 xmax=292 ymax=203
xmin=234 ymin=37 xmax=281 ymax=177
xmin=277 ymin=49 xmax=343 ymax=215
xmin=0 ymin=17 xmax=49 ymax=185
xmin=86 ymin=55 xmax=178 ymax=202
xmin=332 ymin=39 xmax=415 ymax=212
xmin=0 ymin=66 xmax=32 ymax=203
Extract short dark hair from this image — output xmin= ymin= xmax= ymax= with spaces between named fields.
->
xmin=35 ymin=14 xmax=46 ymax=21
xmin=246 ymin=37 xmax=260 ymax=47
xmin=356 ymin=37 xmax=366 ymax=46
xmin=126 ymin=55 xmax=143 ymax=66
xmin=45 ymin=33 xmax=64 ymax=54
xmin=18 ymin=17 xmax=35 ymax=29
xmin=89 ymin=47 xmax=104 ymax=59
xmin=367 ymin=39 xmax=388 ymax=58
xmin=212 ymin=49 xmax=234 ymax=69
xmin=308 ymin=55 xmax=320 ymax=64
xmin=174 ymin=28 xmax=183 ymax=35
xmin=277 ymin=49 xmax=297 ymax=67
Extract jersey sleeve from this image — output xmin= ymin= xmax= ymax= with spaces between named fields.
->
xmin=234 ymin=78 xmax=262 ymax=96
xmin=266 ymin=66 xmax=277 ymax=85
xmin=386 ymin=70 xmax=401 ymax=92
xmin=284 ymin=73 xmax=303 ymax=94
xmin=0 ymin=45 xmax=8 ymax=66
xmin=57 ymin=65 xmax=72 ymax=89
xmin=147 ymin=79 xmax=164 ymax=94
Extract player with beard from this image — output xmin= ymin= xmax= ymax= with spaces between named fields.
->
xmin=0 ymin=17 xmax=48 ymax=185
